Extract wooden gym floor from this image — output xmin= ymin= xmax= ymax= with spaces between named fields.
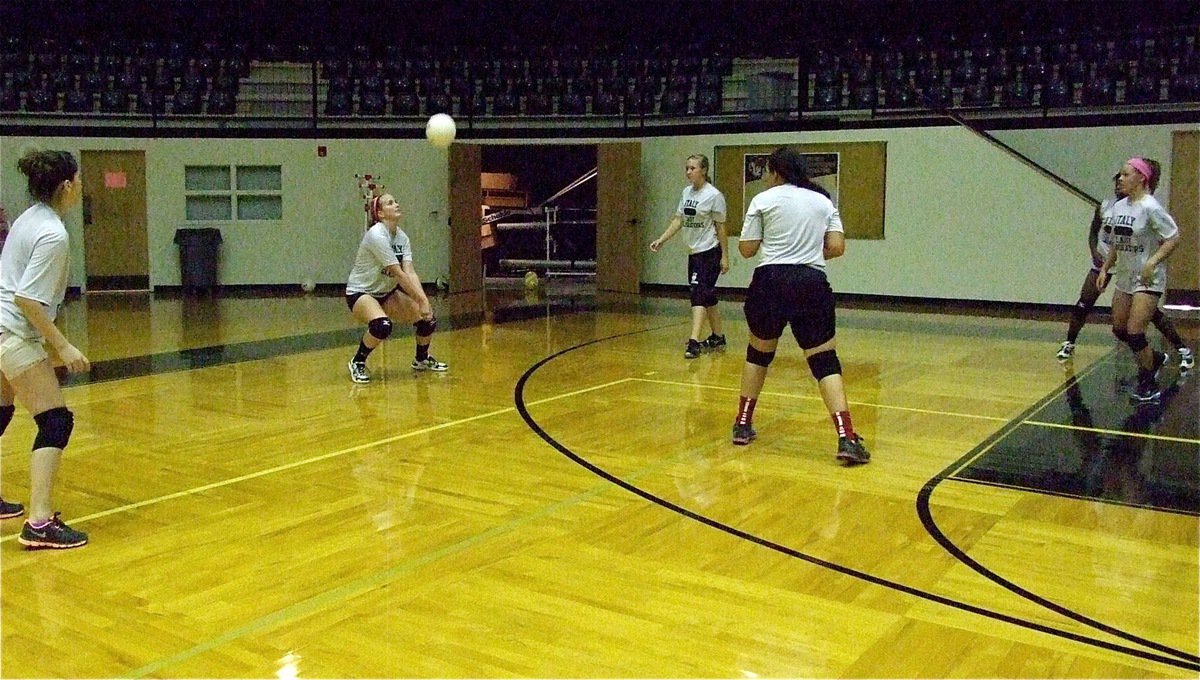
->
xmin=0 ymin=285 xmax=1196 ymax=678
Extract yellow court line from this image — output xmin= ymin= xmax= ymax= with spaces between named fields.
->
xmin=633 ymin=377 xmax=1012 ymax=423
xmin=1024 ymin=419 xmax=1200 ymax=445
xmin=0 ymin=377 xmax=636 ymax=542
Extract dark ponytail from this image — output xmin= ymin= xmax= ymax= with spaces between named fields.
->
xmin=766 ymin=146 xmax=807 ymax=187
xmin=1143 ymin=158 xmax=1162 ymax=194
xmin=17 ymin=149 xmax=78 ymax=203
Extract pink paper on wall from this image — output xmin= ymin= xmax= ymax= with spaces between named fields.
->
xmin=105 ymin=171 xmax=127 ymax=189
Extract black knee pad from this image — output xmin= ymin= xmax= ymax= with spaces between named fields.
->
xmin=806 ymin=349 xmax=842 ymax=380
xmin=32 ymin=407 xmax=73 ymax=450
xmin=1126 ymin=332 xmax=1148 ymax=353
xmin=414 ymin=317 xmax=437 ymax=336
xmin=1112 ymin=327 xmax=1129 ymax=343
xmin=367 ymin=317 xmax=393 ymax=341
xmin=746 ymin=346 xmax=775 ymax=367
xmin=0 ymin=404 xmax=15 ymax=435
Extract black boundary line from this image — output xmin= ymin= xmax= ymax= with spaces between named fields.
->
xmin=916 ymin=352 xmax=1199 ymax=663
xmin=945 ymin=476 xmax=1200 ymax=518
xmin=513 ymin=330 xmax=1200 ymax=672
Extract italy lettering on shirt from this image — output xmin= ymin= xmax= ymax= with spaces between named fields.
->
xmin=682 ymin=199 xmax=702 ymax=227
xmin=1112 ymin=214 xmax=1137 ymax=228
xmin=1111 ymin=225 xmax=1144 ymax=253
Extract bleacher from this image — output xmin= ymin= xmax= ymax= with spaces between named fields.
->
xmin=0 ymin=2 xmax=1197 ymax=129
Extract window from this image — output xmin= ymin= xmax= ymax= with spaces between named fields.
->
xmin=185 ymin=165 xmax=282 ymax=221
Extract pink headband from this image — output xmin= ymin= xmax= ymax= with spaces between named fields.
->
xmin=369 ymin=195 xmax=382 ymax=222
xmin=1127 ymin=158 xmax=1153 ymax=183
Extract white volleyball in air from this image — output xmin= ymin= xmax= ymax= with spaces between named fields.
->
xmin=425 ymin=113 xmax=457 ymax=149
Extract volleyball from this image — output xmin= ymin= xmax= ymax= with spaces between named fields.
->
xmin=524 ymin=271 xmax=539 ymax=290
xmin=300 ymin=279 xmax=316 ymax=293
xmin=425 ymin=113 xmax=456 ymax=148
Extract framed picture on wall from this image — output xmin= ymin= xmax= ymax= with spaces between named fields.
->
xmin=717 ymin=142 xmax=885 ymax=239
xmin=744 ymin=151 xmax=840 ymax=208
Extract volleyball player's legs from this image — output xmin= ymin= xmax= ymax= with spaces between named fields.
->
xmin=701 ymin=266 xmax=726 ymax=351
xmin=0 ymin=372 xmax=23 ymax=519
xmin=1149 ymin=306 xmax=1192 ymax=369
xmin=1059 ymin=269 xmax=1103 ymax=359
xmin=685 ymin=256 xmax=706 ymax=358
xmin=349 ymin=294 xmax=391 ymax=382
xmin=1126 ymin=291 xmax=1166 ymax=401
xmin=793 ymin=293 xmax=869 ymax=465
xmin=733 ymin=279 xmax=782 ymax=444
xmin=383 ymin=292 xmax=446 ymax=371
xmin=5 ymin=358 xmax=87 ymax=548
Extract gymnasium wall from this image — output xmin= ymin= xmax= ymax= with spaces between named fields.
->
xmin=991 ymin=124 xmax=1186 ymax=208
xmin=0 ymin=137 xmax=452 ymax=291
xmin=640 ymin=122 xmax=1195 ymax=305
xmin=0 ymin=122 xmax=1191 ymax=305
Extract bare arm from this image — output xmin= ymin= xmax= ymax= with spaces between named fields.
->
xmin=13 ymin=296 xmax=89 ymax=372
xmin=739 ymin=239 xmax=760 ymax=258
xmin=1087 ymin=207 xmax=1102 ymax=259
xmin=715 ymin=221 xmax=729 ymax=274
xmin=389 ymin=261 xmax=433 ymax=319
xmin=650 ymin=215 xmax=683 ymax=252
xmin=1140 ymin=235 xmax=1179 ymax=281
xmin=1096 ymin=243 xmax=1118 ymax=289
xmin=823 ymin=231 xmax=846 ymax=260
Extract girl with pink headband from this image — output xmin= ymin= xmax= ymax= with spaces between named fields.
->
xmin=1056 ymin=163 xmax=1192 ymax=371
xmin=344 ymin=192 xmax=448 ymax=384
xmin=1096 ymin=158 xmax=1186 ymax=401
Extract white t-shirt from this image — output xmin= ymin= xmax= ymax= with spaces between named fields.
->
xmin=345 ymin=222 xmax=413 ymax=296
xmin=1108 ymin=194 xmax=1178 ymax=291
xmin=740 ymin=184 xmax=843 ymax=268
xmin=0 ymin=203 xmax=70 ymax=340
xmin=675 ymin=182 xmax=726 ymax=253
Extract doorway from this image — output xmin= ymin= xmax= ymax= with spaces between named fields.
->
xmin=481 ymin=144 xmax=598 ymax=287
xmin=80 ymin=150 xmax=149 ymax=291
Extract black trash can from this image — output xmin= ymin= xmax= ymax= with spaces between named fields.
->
xmin=174 ymin=228 xmax=222 ymax=294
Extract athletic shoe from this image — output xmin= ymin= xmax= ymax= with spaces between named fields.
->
xmin=1180 ymin=347 xmax=1195 ymax=371
xmin=1055 ymin=341 xmax=1075 ymax=361
xmin=731 ymin=423 xmax=757 ymax=445
xmin=684 ymin=339 xmax=703 ymax=359
xmin=0 ymin=498 xmax=24 ymax=519
xmin=836 ymin=435 xmax=871 ymax=465
xmin=704 ymin=334 xmax=727 ymax=351
xmin=1130 ymin=380 xmax=1161 ymax=403
xmin=18 ymin=513 xmax=88 ymax=550
xmin=348 ymin=360 xmax=370 ymax=384
xmin=412 ymin=356 xmax=449 ymax=372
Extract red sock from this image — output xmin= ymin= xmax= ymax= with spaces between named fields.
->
xmin=832 ymin=411 xmax=856 ymax=439
xmin=736 ymin=397 xmax=757 ymax=426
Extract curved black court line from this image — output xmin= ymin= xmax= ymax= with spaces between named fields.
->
xmin=916 ymin=355 xmax=1199 ymax=663
xmin=513 ymin=330 xmax=1200 ymax=672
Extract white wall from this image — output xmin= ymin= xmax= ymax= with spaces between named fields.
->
xmin=639 ymin=125 xmax=1097 ymax=305
xmin=0 ymin=137 xmax=451 ymax=290
xmin=992 ymin=122 xmax=1200 ymax=208
xmin=2 ymin=122 xmax=1188 ymax=305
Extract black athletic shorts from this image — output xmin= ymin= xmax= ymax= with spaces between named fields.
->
xmin=688 ymin=246 xmax=722 ymax=306
xmin=345 ymin=286 xmax=400 ymax=312
xmin=743 ymin=264 xmax=835 ymax=349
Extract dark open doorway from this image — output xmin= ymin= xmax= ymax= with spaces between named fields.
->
xmin=480 ymin=144 xmax=598 ymax=285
